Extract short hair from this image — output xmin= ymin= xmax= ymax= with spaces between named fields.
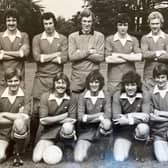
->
xmin=116 ymin=13 xmax=130 ymax=24
xmin=52 ymin=72 xmax=70 ymax=95
xmin=148 ymin=11 xmax=164 ymax=24
xmin=79 ymin=8 xmax=95 ymax=23
xmin=85 ymin=70 xmax=105 ymax=90
xmin=41 ymin=12 xmax=57 ymax=27
xmin=4 ymin=8 xmax=19 ymax=23
xmin=4 ymin=67 xmax=22 ymax=81
xmin=121 ymin=71 xmax=142 ymax=93
xmin=153 ymin=63 xmax=168 ymax=79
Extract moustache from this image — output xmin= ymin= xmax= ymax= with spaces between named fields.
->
xmin=55 ymin=87 xmax=66 ymax=89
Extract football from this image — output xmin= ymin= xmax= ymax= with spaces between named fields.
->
xmin=43 ymin=145 xmax=63 ymax=165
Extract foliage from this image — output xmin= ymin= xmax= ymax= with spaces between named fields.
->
xmin=56 ymin=16 xmax=78 ymax=37
xmin=83 ymin=0 xmax=168 ymax=36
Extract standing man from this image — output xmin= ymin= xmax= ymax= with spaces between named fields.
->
xmin=105 ymin=14 xmax=142 ymax=94
xmin=68 ymin=9 xmax=104 ymax=97
xmin=141 ymin=11 xmax=168 ymax=84
xmin=31 ymin=12 xmax=68 ymax=147
xmin=0 ymin=8 xmax=30 ymax=88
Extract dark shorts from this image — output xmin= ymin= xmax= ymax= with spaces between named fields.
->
xmin=40 ymin=124 xmax=61 ymax=140
xmin=77 ymin=123 xmax=101 ymax=142
xmin=113 ymin=125 xmax=136 ymax=141
xmin=151 ymin=127 xmax=168 ymax=141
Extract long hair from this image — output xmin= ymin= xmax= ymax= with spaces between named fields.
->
xmin=85 ymin=70 xmax=105 ymax=91
xmin=4 ymin=8 xmax=19 ymax=24
xmin=121 ymin=71 xmax=142 ymax=93
xmin=52 ymin=72 xmax=70 ymax=96
xmin=78 ymin=8 xmax=95 ymax=30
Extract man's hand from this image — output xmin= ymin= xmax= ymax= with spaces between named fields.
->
xmin=52 ymin=56 xmax=61 ymax=64
xmin=113 ymin=114 xmax=129 ymax=125
xmin=128 ymin=113 xmax=149 ymax=122
xmin=88 ymin=49 xmax=97 ymax=55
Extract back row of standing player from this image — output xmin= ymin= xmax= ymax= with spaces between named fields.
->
xmin=0 ymin=8 xmax=168 ymax=164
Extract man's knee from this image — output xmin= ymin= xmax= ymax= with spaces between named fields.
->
xmin=99 ymin=118 xmax=112 ymax=135
xmin=13 ymin=118 xmax=28 ymax=139
xmin=0 ymin=152 xmax=6 ymax=163
xmin=0 ymin=140 xmax=8 ymax=163
xmin=114 ymin=151 xmax=128 ymax=162
xmin=154 ymin=140 xmax=168 ymax=162
xmin=74 ymin=140 xmax=90 ymax=162
xmin=32 ymin=141 xmax=44 ymax=163
xmin=32 ymin=150 xmax=42 ymax=163
xmin=60 ymin=122 xmax=75 ymax=139
xmin=74 ymin=148 xmax=87 ymax=162
xmin=135 ymin=123 xmax=150 ymax=140
xmin=113 ymin=138 xmax=131 ymax=161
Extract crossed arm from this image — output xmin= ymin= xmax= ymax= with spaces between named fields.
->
xmin=0 ymin=33 xmax=30 ymax=60
xmin=141 ymin=36 xmax=168 ymax=62
xmin=150 ymin=109 xmax=168 ymax=122
xmin=68 ymin=33 xmax=104 ymax=63
xmin=33 ymin=35 xmax=68 ymax=64
xmin=105 ymin=36 xmax=142 ymax=64
xmin=112 ymin=91 xmax=150 ymax=125
xmin=0 ymin=111 xmax=29 ymax=125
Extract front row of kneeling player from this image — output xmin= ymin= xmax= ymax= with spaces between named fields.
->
xmin=0 ymin=63 xmax=168 ymax=166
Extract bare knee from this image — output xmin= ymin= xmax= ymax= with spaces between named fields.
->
xmin=113 ymin=138 xmax=131 ymax=161
xmin=0 ymin=140 xmax=8 ymax=163
xmin=33 ymin=140 xmax=52 ymax=163
xmin=60 ymin=122 xmax=74 ymax=138
xmin=135 ymin=123 xmax=150 ymax=140
xmin=32 ymin=143 xmax=43 ymax=163
xmin=154 ymin=140 xmax=168 ymax=162
xmin=74 ymin=140 xmax=91 ymax=162
xmin=13 ymin=118 xmax=28 ymax=136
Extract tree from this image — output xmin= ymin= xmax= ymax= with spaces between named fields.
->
xmin=83 ymin=0 xmax=168 ymax=36
xmin=56 ymin=16 xmax=77 ymax=37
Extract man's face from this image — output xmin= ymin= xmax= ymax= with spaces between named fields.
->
xmin=149 ymin=18 xmax=161 ymax=35
xmin=155 ymin=74 xmax=168 ymax=90
xmin=43 ymin=18 xmax=55 ymax=35
xmin=54 ymin=79 xmax=67 ymax=95
xmin=89 ymin=79 xmax=100 ymax=94
xmin=6 ymin=17 xmax=17 ymax=32
xmin=117 ymin=23 xmax=128 ymax=36
xmin=125 ymin=83 xmax=137 ymax=97
xmin=81 ymin=16 xmax=93 ymax=34
xmin=7 ymin=76 xmax=21 ymax=94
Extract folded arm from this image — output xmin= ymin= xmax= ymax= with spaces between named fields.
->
xmin=40 ymin=112 xmax=68 ymax=125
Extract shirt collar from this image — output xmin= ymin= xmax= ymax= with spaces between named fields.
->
xmin=79 ymin=29 xmax=94 ymax=35
xmin=153 ymin=84 xmax=168 ymax=94
xmin=146 ymin=30 xmax=165 ymax=39
xmin=113 ymin=32 xmax=133 ymax=42
xmin=84 ymin=90 xmax=105 ymax=98
xmin=41 ymin=31 xmax=60 ymax=40
xmin=3 ymin=29 xmax=22 ymax=38
xmin=1 ymin=87 xmax=24 ymax=98
xmin=48 ymin=93 xmax=70 ymax=101
xmin=120 ymin=92 xmax=142 ymax=99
